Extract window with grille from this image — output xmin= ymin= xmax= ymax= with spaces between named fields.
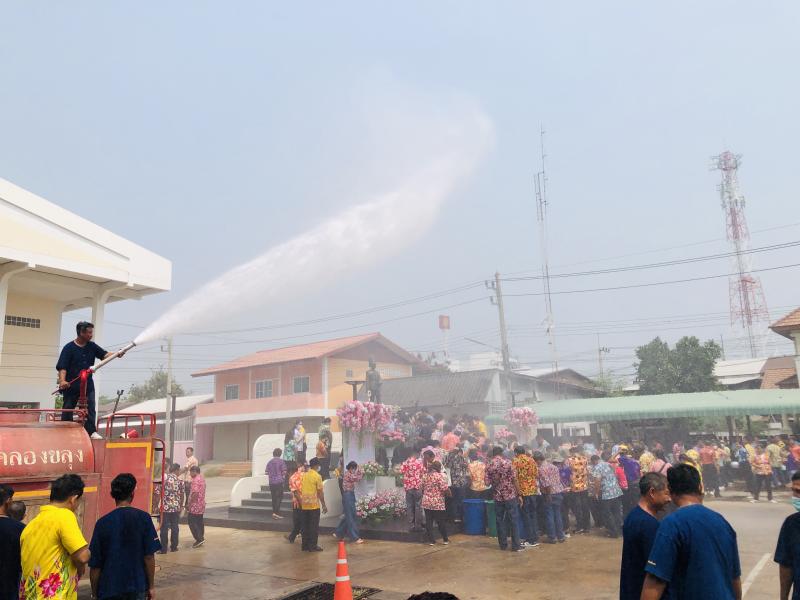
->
xmin=224 ymin=384 xmax=239 ymax=401
xmin=5 ymin=315 xmax=40 ymax=328
xmin=255 ymin=380 xmax=273 ymax=398
xmin=293 ymin=376 xmax=310 ymax=394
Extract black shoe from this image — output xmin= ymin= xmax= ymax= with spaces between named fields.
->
xmin=192 ymin=540 xmax=205 ymax=548
xmin=309 ymin=546 xmax=323 ymax=552
xmin=285 ymin=535 xmax=295 ymax=544
xmin=157 ymin=550 xmax=167 ymax=554
xmin=170 ymin=548 xmax=178 ymax=552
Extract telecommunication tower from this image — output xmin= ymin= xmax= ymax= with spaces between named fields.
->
xmin=535 ymin=127 xmax=560 ymax=392
xmin=712 ymin=151 xmax=770 ymax=358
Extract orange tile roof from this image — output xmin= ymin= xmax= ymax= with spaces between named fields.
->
xmin=770 ymin=307 xmax=800 ymax=338
xmin=192 ymin=332 xmax=418 ymax=377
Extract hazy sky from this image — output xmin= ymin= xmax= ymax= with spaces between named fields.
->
xmin=2 ymin=3 xmax=798 ymax=396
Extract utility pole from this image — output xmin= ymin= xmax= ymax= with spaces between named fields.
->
xmin=163 ymin=337 xmax=174 ymax=462
xmin=487 ymin=272 xmax=512 ymax=372
xmin=597 ymin=334 xmax=610 ymax=383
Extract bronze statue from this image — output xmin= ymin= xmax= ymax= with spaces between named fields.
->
xmin=365 ymin=357 xmax=382 ymax=403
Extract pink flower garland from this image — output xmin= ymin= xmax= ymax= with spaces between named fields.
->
xmin=505 ymin=407 xmax=539 ymax=430
xmin=336 ymin=400 xmax=395 ymax=434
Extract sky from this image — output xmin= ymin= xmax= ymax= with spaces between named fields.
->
xmin=1 ymin=2 xmax=798 ymax=397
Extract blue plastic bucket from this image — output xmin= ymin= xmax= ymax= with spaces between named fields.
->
xmin=463 ymin=499 xmax=486 ymax=535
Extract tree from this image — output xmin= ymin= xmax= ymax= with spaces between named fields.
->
xmin=128 ymin=368 xmax=185 ymax=403
xmin=634 ymin=336 xmax=722 ymax=395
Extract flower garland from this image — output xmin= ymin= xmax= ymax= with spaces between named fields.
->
xmin=361 ymin=461 xmax=386 ymax=479
xmin=505 ymin=407 xmax=539 ymax=430
xmin=355 ymin=490 xmax=406 ymax=522
xmin=336 ymin=400 xmax=395 ymax=434
xmin=494 ymin=426 xmax=515 ymax=443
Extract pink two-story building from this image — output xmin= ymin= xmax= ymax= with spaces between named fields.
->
xmin=191 ymin=332 xmax=420 ymax=461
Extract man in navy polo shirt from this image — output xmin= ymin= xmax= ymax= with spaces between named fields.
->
xmin=641 ymin=464 xmax=741 ymax=600
xmin=775 ymin=471 xmax=800 ymax=600
xmin=57 ymin=321 xmax=125 ymax=438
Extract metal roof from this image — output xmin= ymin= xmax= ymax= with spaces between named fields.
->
xmin=116 ymin=394 xmax=213 ymax=416
xmin=367 ymin=369 xmax=499 ymax=408
xmin=531 ymin=389 xmax=800 ymax=423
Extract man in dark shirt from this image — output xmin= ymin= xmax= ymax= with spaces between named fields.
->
xmin=0 ymin=484 xmax=25 ymax=600
xmin=89 ymin=473 xmax=160 ymax=600
xmin=775 ymin=471 xmax=800 ymax=600
xmin=57 ymin=321 xmax=124 ymax=438
xmin=642 ymin=464 xmax=742 ymax=600
xmin=620 ymin=472 xmax=670 ymax=600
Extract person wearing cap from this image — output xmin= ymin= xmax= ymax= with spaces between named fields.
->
xmin=536 ymin=452 xmax=566 ymax=544
xmin=299 ymin=458 xmax=327 ymax=552
xmin=617 ymin=445 xmax=642 ymax=517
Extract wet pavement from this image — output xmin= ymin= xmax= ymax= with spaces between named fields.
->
xmin=76 ymin=493 xmax=791 ymax=600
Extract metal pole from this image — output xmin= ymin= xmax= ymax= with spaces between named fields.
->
xmin=164 ymin=338 xmax=173 ymax=460
xmin=169 ymin=392 xmax=177 ymax=462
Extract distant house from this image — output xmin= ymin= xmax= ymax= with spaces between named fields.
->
xmin=365 ymin=367 xmax=599 ymax=438
xmin=191 ymin=333 xmax=421 ymax=461
xmin=769 ymin=307 xmax=800 ymax=390
xmin=714 ymin=355 xmax=798 ymax=391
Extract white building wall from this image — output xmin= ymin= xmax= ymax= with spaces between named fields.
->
xmin=0 ymin=291 xmax=63 ymax=407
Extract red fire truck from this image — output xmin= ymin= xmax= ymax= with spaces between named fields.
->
xmin=0 ymin=408 xmax=165 ymax=540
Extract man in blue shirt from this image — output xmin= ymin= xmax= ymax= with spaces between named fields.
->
xmin=642 ymin=464 xmax=742 ymax=600
xmin=619 ymin=473 xmax=670 ymax=600
xmin=0 ymin=484 xmax=26 ymax=600
xmin=57 ymin=321 xmax=125 ymax=438
xmin=775 ymin=471 xmax=800 ymax=600
xmin=89 ymin=473 xmax=161 ymax=600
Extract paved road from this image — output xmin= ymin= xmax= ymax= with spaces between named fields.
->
xmin=77 ymin=494 xmax=792 ymax=599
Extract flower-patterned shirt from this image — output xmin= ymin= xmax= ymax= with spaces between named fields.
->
xmin=568 ymin=455 xmax=589 ymax=492
xmin=400 ymin=457 xmax=424 ymax=491
xmin=512 ymin=454 xmax=539 ymax=496
xmin=538 ymin=462 xmax=565 ymax=495
xmin=162 ymin=473 xmax=182 ymax=513
xmin=342 ymin=467 xmax=364 ymax=492
xmin=485 ymin=456 xmax=518 ymax=502
xmin=751 ymin=452 xmax=773 ymax=476
xmin=468 ymin=461 xmax=489 ymax=492
xmin=289 ymin=469 xmax=305 ymax=508
xmin=20 ymin=505 xmax=88 ymax=600
xmin=420 ymin=472 xmax=449 ymax=511
xmin=591 ymin=461 xmax=623 ymax=500
xmin=188 ymin=474 xmax=206 ymax=515
xmin=444 ymin=451 xmax=469 ymax=487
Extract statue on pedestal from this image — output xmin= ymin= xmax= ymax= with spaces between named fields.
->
xmin=365 ymin=357 xmax=383 ymax=404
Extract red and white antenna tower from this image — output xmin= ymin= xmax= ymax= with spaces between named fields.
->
xmin=712 ymin=151 xmax=770 ymax=358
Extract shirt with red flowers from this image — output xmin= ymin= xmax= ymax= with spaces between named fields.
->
xmin=188 ymin=474 xmax=206 ymax=514
xmin=342 ymin=467 xmax=364 ymax=492
xmin=421 ymin=472 xmax=449 ymax=511
xmin=400 ymin=457 xmax=424 ymax=490
xmin=485 ymin=456 xmax=518 ymax=502
xmin=538 ymin=462 xmax=565 ymax=495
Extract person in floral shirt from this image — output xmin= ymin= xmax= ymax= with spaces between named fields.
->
xmin=513 ymin=446 xmax=540 ymax=547
xmin=285 ymin=464 xmax=307 ymax=544
xmin=420 ymin=461 xmax=450 ymax=545
xmin=536 ymin=453 xmax=566 ymax=543
xmin=750 ymin=443 xmax=774 ymax=502
xmin=590 ymin=453 xmax=623 ymax=538
xmin=187 ymin=466 xmax=206 ymax=548
xmin=443 ymin=447 xmax=469 ymax=523
xmin=400 ymin=450 xmax=425 ymax=532
xmin=334 ymin=462 xmax=364 ymax=544
xmin=160 ymin=463 xmax=182 ymax=552
xmin=485 ymin=447 xmax=523 ymax=552
xmin=20 ymin=474 xmax=89 ymax=600
xmin=467 ymin=450 xmax=490 ymax=499
xmin=567 ymin=446 xmax=591 ymax=532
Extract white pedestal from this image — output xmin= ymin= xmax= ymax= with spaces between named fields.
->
xmin=344 ymin=430 xmax=376 ymax=466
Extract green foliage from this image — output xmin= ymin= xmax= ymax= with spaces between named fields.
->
xmin=128 ymin=368 xmax=185 ymax=403
xmin=634 ymin=336 xmax=722 ymax=395
xmin=593 ymin=373 xmax=628 ymax=397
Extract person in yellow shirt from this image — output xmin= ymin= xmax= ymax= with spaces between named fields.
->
xmin=299 ymin=458 xmax=327 ymax=552
xmin=20 ymin=474 xmax=90 ymax=600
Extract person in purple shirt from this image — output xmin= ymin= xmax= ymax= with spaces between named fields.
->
xmin=266 ymin=448 xmax=287 ymax=520
xmin=617 ymin=446 xmax=642 ymax=517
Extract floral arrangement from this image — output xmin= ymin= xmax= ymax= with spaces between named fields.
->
xmin=494 ymin=426 xmax=515 ymax=442
xmin=336 ymin=400 xmax=395 ymax=434
xmin=377 ymin=428 xmax=406 ymax=447
xmin=361 ymin=461 xmax=386 ymax=479
xmin=355 ymin=490 xmax=406 ymax=522
xmin=506 ymin=407 xmax=539 ymax=430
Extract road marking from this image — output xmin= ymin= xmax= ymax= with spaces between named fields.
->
xmin=742 ymin=552 xmax=771 ymax=598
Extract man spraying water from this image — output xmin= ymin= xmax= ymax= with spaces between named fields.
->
xmin=56 ymin=321 xmax=129 ymax=439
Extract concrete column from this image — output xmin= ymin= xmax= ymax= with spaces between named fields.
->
xmin=90 ymin=283 xmax=128 ymax=412
xmin=0 ymin=262 xmax=33 ymax=365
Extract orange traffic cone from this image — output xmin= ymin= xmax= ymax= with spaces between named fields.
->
xmin=334 ymin=540 xmax=353 ymax=600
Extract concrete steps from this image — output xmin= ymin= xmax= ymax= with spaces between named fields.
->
xmin=217 ymin=462 xmax=252 ymax=477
